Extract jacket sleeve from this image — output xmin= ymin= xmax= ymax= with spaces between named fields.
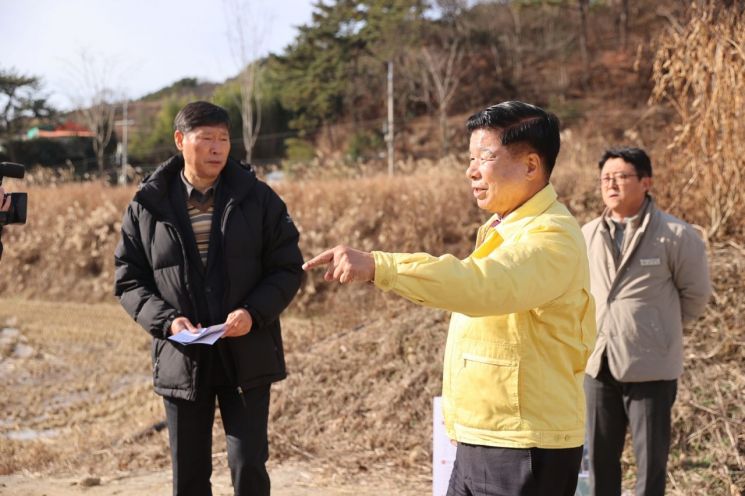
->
xmin=241 ymin=189 xmax=303 ymax=329
xmin=373 ymin=222 xmax=582 ymax=317
xmin=671 ymin=225 xmax=712 ymax=324
xmin=114 ymin=203 xmax=178 ymax=338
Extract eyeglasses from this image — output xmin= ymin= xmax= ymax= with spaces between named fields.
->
xmin=600 ymin=172 xmax=639 ymax=185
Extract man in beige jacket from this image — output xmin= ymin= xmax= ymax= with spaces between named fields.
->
xmin=582 ymin=147 xmax=711 ymax=496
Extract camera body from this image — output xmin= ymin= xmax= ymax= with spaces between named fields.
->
xmin=0 ymin=162 xmax=27 ymax=226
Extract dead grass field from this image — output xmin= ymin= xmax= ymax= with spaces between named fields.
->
xmin=0 ymin=297 xmax=432 ymax=494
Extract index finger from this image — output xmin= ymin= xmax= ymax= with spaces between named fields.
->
xmin=302 ymin=249 xmax=335 ymax=271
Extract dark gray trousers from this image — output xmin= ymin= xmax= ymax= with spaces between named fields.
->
xmin=446 ymin=443 xmax=583 ymax=496
xmin=584 ymin=356 xmax=677 ymax=496
xmin=163 ymin=384 xmax=271 ymax=496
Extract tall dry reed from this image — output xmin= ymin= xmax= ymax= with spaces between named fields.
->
xmin=651 ymin=1 xmax=745 ymax=240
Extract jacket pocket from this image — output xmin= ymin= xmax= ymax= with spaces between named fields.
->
xmin=152 ymin=338 xmax=193 ymax=390
xmin=452 ymin=344 xmax=520 ymax=430
xmin=630 ymin=306 xmax=670 ymax=353
xmin=231 ymin=327 xmax=284 ymax=384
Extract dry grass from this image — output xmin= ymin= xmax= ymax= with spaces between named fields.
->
xmin=0 ymin=296 xmax=439 ymax=491
xmin=0 ymin=152 xmax=598 ymax=306
xmin=0 ymin=164 xmax=742 ymax=493
xmin=666 ymin=242 xmax=745 ymax=495
xmin=0 ymin=299 xmax=166 ymax=476
xmin=0 ymin=180 xmax=133 ymax=301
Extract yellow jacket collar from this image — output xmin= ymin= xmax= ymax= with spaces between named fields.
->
xmin=481 ymin=184 xmax=557 ymax=240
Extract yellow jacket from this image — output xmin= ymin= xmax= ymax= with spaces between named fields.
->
xmin=373 ymin=184 xmax=596 ymax=448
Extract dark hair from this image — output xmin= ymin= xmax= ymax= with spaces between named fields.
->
xmin=466 ymin=101 xmax=561 ymax=177
xmin=173 ymin=101 xmax=230 ymax=133
xmin=598 ymin=147 xmax=652 ymax=178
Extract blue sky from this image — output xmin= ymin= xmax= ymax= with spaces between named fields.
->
xmin=1 ymin=0 xmax=315 ymax=109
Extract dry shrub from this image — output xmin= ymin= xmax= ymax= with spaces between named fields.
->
xmin=282 ymin=165 xmax=482 ymax=312
xmin=0 ymin=181 xmax=133 ymax=301
xmin=21 ymin=164 xmax=77 ymax=186
xmin=0 ymin=161 xmax=482 ymax=305
xmin=650 ymin=1 xmax=745 ymax=240
xmin=270 ymin=301 xmax=448 ymax=484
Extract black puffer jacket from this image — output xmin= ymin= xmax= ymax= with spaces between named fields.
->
xmin=114 ymin=156 xmax=303 ymax=400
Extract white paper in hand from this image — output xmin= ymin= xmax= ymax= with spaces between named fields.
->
xmin=168 ymin=323 xmax=226 ymax=345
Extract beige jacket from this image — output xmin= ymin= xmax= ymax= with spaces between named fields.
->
xmin=582 ymin=197 xmax=711 ymax=382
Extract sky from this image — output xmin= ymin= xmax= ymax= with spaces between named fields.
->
xmin=1 ymin=0 xmax=315 ymax=109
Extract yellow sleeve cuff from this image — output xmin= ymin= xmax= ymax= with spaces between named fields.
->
xmin=372 ymin=251 xmax=397 ymax=291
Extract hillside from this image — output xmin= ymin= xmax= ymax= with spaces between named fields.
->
xmin=109 ymin=0 xmax=687 ymax=167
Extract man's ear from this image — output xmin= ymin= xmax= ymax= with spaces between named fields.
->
xmin=641 ymin=176 xmax=653 ymax=193
xmin=524 ymin=152 xmax=543 ymax=181
xmin=174 ymin=130 xmax=184 ymax=151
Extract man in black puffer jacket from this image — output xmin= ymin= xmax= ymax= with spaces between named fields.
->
xmin=114 ymin=101 xmax=303 ymax=496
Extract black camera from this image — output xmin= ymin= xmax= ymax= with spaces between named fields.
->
xmin=0 ymin=162 xmax=27 ymax=226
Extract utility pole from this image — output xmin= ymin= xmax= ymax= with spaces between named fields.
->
xmin=115 ymin=99 xmax=133 ymax=185
xmin=386 ymin=60 xmax=394 ymax=176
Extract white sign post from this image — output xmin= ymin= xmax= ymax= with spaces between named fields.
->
xmin=432 ymin=396 xmax=457 ymax=496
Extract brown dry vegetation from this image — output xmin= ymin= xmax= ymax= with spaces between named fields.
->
xmin=0 ymin=152 xmax=743 ymax=493
xmin=651 ymin=1 xmax=745 ymax=240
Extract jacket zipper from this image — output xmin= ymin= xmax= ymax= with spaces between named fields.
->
xmin=163 ymin=221 xmax=199 ymax=393
xmin=164 ymin=221 xmax=199 ymax=318
xmin=219 ymin=202 xmax=245 ymax=393
xmin=237 ymin=386 xmax=247 ymax=407
xmin=220 ymin=201 xmax=235 ymax=311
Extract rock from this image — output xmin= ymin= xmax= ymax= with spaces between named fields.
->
xmin=0 ymin=327 xmax=20 ymax=338
xmin=12 ymin=343 xmax=34 ymax=359
xmin=80 ymin=477 xmax=101 ymax=487
xmin=0 ymin=328 xmax=21 ymax=359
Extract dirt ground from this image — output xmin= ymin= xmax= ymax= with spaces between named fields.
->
xmin=0 ymin=461 xmax=426 ymax=495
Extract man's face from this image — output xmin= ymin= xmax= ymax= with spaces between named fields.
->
xmin=600 ymin=157 xmax=651 ymax=218
xmin=174 ymin=124 xmax=230 ymax=183
xmin=466 ymin=128 xmax=534 ymax=216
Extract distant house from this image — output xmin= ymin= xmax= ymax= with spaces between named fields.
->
xmin=26 ymin=120 xmax=94 ymax=139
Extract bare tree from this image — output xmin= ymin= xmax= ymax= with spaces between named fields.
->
xmin=577 ymin=0 xmax=590 ymax=88
xmin=506 ymin=3 xmax=524 ymax=84
xmin=618 ymin=0 xmax=630 ymax=50
xmin=419 ymin=40 xmax=465 ymax=157
xmin=66 ymin=51 xmax=120 ymax=177
xmin=224 ymin=0 xmax=268 ymax=163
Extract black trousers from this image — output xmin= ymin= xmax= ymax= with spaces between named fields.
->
xmin=163 ymin=384 xmax=271 ymax=496
xmin=446 ymin=443 xmax=583 ymax=496
xmin=584 ymin=356 xmax=677 ymax=496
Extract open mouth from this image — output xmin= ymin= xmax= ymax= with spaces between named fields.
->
xmin=472 ymin=186 xmax=487 ymax=198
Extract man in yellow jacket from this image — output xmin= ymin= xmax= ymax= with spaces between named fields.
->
xmin=304 ymin=101 xmax=596 ymax=496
